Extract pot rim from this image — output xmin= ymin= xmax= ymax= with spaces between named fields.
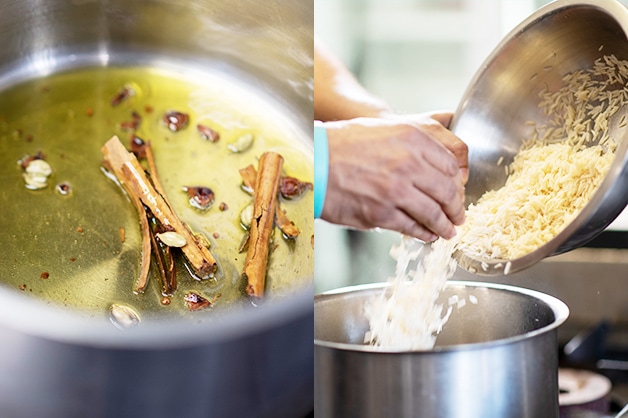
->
xmin=0 ymin=281 xmax=313 ymax=349
xmin=314 ymin=280 xmax=569 ymax=354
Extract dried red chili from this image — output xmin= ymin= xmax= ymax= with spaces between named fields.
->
xmin=280 ymin=176 xmax=313 ymax=200
xmin=163 ymin=111 xmax=189 ymax=132
xmin=183 ymin=186 xmax=215 ymax=211
xmin=40 ymin=272 xmax=49 ymax=279
xmin=197 ymin=124 xmax=220 ymax=142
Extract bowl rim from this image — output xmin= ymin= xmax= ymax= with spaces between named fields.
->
xmin=450 ymin=0 xmax=628 ymax=277
xmin=314 ymin=280 xmax=569 ymax=354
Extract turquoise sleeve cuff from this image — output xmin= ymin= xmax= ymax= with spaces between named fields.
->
xmin=314 ymin=123 xmax=328 ymax=219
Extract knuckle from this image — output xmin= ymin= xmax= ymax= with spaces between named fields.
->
xmin=424 ymin=202 xmax=444 ymax=226
xmin=386 ymin=180 xmax=407 ymax=201
xmin=441 ymin=180 xmax=459 ymax=203
xmin=401 ymin=220 xmax=426 ymax=240
xmin=453 ymin=140 xmax=469 ymax=158
xmin=363 ymin=203 xmax=390 ymax=226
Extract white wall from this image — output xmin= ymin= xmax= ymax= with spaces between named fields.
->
xmin=315 ymin=0 xmax=542 ymax=112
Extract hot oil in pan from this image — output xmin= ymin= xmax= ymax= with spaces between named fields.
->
xmin=0 ymin=66 xmax=313 ymax=322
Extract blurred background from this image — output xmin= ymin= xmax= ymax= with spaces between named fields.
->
xmin=314 ymin=0 xmax=628 ymax=320
xmin=315 ymin=0 xmax=557 ymax=114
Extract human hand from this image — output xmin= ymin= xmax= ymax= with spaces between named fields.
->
xmin=320 ymin=114 xmax=467 ymax=241
xmin=381 ymin=111 xmax=469 ymax=184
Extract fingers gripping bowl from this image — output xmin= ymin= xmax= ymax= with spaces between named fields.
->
xmin=450 ymin=0 xmax=628 ymax=275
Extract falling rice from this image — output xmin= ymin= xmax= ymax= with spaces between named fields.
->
xmin=363 ymin=237 xmax=457 ymax=350
xmin=364 ymin=54 xmax=626 ymax=350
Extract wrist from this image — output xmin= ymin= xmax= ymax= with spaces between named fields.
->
xmin=314 ymin=121 xmax=329 ymax=219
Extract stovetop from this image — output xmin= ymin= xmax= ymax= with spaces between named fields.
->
xmin=560 ymin=321 xmax=628 ymax=416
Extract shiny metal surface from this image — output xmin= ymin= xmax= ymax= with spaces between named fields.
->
xmin=450 ymin=0 xmax=628 ymax=276
xmin=0 ymin=1 xmax=313 ymax=417
xmin=314 ymin=281 xmax=569 ymax=418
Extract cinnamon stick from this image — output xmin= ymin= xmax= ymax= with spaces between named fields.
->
xmin=242 ymin=152 xmax=283 ymax=298
xmin=275 ymin=207 xmax=300 ymax=239
xmin=146 ymin=206 xmax=177 ymax=295
xmin=143 ymin=141 xmax=177 ymax=293
xmin=238 ymin=164 xmax=257 ymax=195
xmin=239 ymin=163 xmax=301 ymax=239
xmin=102 ymin=136 xmax=217 ymax=279
xmin=131 ymin=195 xmax=152 ymax=293
xmin=144 ymin=141 xmax=167 ymax=199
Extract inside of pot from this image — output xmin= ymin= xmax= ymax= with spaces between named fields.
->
xmin=0 ymin=0 xmax=314 ymax=330
xmin=314 ymin=281 xmax=567 ymax=349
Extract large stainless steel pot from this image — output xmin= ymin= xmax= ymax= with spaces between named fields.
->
xmin=0 ymin=1 xmax=313 ymax=418
xmin=315 ymin=281 xmax=569 ymax=418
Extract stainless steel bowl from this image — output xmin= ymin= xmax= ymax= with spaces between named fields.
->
xmin=315 ymin=281 xmax=569 ymax=418
xmin=0 ymin=1 xmax=313 ymax=417
xmin=450 ymin=0 xmax=628 ymax=275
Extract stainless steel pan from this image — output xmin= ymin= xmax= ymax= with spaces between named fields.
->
xmin=0 ymin=1 xmax=313 ymax=417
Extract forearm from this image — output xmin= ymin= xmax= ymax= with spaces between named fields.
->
xmin=314 ymin=40 xmax=393 ymax=121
